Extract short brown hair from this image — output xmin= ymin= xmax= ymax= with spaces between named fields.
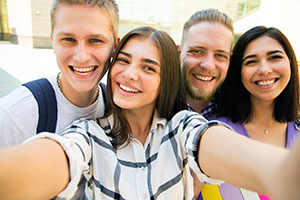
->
xmin=181 ymin=8 xmax=233 ymax=46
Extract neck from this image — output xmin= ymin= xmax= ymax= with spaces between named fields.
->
xmin=58 ymin=73 xmax=99 ymax=107
xmin=244 ymin=99 xmax=287 ymax=147
xmin=249 ymin=98 xmax=275 ymax=123
xmin=186 ymin=94 xmax=210 ymax=114
xmin=124 ymin=107 xmax=154 ymax=145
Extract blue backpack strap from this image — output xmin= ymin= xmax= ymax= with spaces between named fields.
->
xmin=100 ymin=82 xmax=107 ymax=105
xmin=22 ymin=78 xmax=57 ymax=134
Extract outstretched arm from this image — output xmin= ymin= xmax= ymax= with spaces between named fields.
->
xmin=198 ymin=125 xmax=298 ymax=200
xmin=0 ymin=138 xmax=69 ymax=200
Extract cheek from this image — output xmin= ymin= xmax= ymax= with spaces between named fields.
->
xmin=53 ymin=45 xmax=70 ymax=60
xmin=110 ymin=65 xmax=122 ymax=89
xmin=95 ymin=46 xmax=113 ymax=62
xmin=219 ymin=63 xmax=229 ymax=77
xmin=149 ymin=76 xmax=161 ymax=95
xmin=241 ymin=68 xmax=248 ymax=85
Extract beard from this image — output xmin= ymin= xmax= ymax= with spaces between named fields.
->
xmin=182 ymin=64 xmax=223 ymax=103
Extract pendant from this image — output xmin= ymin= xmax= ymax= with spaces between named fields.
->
xmin=264 ymin=129 xmax=268 ymax=134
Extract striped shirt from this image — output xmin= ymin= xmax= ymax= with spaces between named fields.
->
xmin=188 ymin=98 xmax=216 ymax=119
xmin=30 ymin=110 xmax=228 ymax=200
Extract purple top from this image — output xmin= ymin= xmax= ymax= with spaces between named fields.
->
xmin=197 ymin=116 xmax=299 ymax=200
xmin=209 ymin=116 xmax=299 ymax=149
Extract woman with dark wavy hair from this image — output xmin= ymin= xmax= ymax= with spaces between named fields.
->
xmin=212 ymin=26 xmax=300 ymax=199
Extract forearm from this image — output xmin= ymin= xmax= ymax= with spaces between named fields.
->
xmin=268 ymin=136 xmax=300 ymax=200
xmin=0 ymin=138 xmax=69 ymax=200
xmin=198 ymin=125 xmax=289 ymax=195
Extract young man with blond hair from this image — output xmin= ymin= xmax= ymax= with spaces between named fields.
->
xmin=0 ymin=0 xmax=119 ymax=147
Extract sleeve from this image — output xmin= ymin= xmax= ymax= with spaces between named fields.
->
xmin=24 ymin=119 xmax=94 ymax=199
xmin=173 ymin=110 xmax=233 ymax=185
xmin=0 ymin=87 xmax=39 ymax=148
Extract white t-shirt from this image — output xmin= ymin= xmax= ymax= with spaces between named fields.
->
xmin=0 ymin=75 xmax=105 ymax=148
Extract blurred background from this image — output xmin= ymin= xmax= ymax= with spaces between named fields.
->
xmin=0 ymin=0 xmax=299 ymax=97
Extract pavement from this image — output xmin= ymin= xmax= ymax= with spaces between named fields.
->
xmin=0 ymin=41 xmax=58 ymax=98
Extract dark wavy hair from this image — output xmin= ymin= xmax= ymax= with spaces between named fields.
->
xmin=216 ymin=26 xmax=300 ymax=123
xmin=104 ymin=26 xmax=187 ymax=148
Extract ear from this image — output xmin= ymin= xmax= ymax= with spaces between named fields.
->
xmin=177 ymin=44 xmax=181 ymax=57
xmin=114 ymin=37 xmax=120 ymax=51
xmin=50 ymin=34 xmax=54 ymax=50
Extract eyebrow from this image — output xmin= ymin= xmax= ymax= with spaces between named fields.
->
xmin=119 ymin=51 xmax=131 ymax=58
xmin=242 ymin=54 xmax=257 ymax=63
xmin=141 ymin=58 xmax=160 ymax=67
xmin=56 ymin=32 xmax=74 ymax=37
xmin=215 ymin=49 xmax=231 ymax=56
xmin=242 ymin=50 xmax=285 ymax=63
xmin=57 ymin=32 xmax=108 ymax=39
xmin=267 ymin=50 xmax=284 ymax=56
xmin=119 ymin=51 xmax=160 ymax=67
xmin=189 ymin=46 xmax=230 ymax=55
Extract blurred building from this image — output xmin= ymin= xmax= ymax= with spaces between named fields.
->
xmin=116 ymin=0 xmax=260 ymax=43
xmin=0 ymin=0 xmax=263 ymax=47
xmin=0 ymin=0 xmax=51 ymax=48
xmin=234 ymin=0 xmax=300 ymax=61
xmin=0 ymin=0 xmax=9 ymax=40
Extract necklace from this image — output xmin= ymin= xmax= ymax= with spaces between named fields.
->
xmin=264 ymin=120 xmax=276 ymax=134
xmin=56 ymin=72 xmax=63 ymax=94
xmin=56 ymin=72 xmax=100 ymax=104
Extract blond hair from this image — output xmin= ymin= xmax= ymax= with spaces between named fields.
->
xmin=51 ymin=0 xmax=119 ymax=42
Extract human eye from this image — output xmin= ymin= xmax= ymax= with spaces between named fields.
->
xmin=269 ymin=54 xmax=283 ymax=61
xmin=62 ymin=37 xmax=76 ymax=42
xmin=244 ymin=59 xmax=257 ymax=66
xmin=116 ymin=57 xmax=129 ymax=64
xmin=143 ymin=65 xmax=156 ymax=72
xmin=215 ymin=53 xmax=229 ymax=61
xmin=188 ymin=49 xmax=204 ymax=56
xmin=88 ymin=38 xmax=103 ymax=44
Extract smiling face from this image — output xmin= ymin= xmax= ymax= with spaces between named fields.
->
xmin=181 ymin=22 xmax=233 ymax=103
xmin=51 ymin=4 xmax=114 ymax=95
xmin=111 ymin=37 xmax=161 ymax=113
xmin=241 ymin=36 xmax=291 ymax=103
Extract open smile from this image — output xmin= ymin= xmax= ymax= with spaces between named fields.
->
xmin=69 ymin=65 xmax=98 ymax=76
xmin=193 ymin=74 xmax=214 ymax=82
xmin=255 ymin=78 xmax=278 ymax=86
xmin=119 ymin=83 xmax=140 ymax=93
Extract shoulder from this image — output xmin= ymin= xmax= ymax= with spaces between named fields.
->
xmin=64 ymin=118 xmax=105 ymax=136
xmin=288 ymin=121 xmax=300 ymax=135
xmin=0 ymin=86 xmax=37 ymax=109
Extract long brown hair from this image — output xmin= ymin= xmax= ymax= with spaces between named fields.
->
xmin=216 ymin=26 xmax=300 ymax=123
xmin=105 ymin=26 xmax=187 ymax=148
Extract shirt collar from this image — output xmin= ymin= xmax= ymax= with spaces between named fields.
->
xmin=150 ymin=110 xmax=167 ymax=132
xmin=105 ymin=110 xmax=167 ymax=134
xmin=187 ymin=98 xmax=216 ymax=119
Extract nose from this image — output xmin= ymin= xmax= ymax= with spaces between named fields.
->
xmin=73 ymin=43 xmax=91 ymax=64
xmin=258 ymin=59 xmax=272 ymax=75
xmin=123 ymin=63 xmax=139 ymax=81
xmin=200 ymin=54 xmax=215 ymax=70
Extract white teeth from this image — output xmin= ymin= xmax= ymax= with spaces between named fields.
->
xmin=73 ymin=66 xmax=96 ymax=75
xmin=194 ymin=74 xmax=213 ymax=82
xmin=257 ymin=79 xmax=275 ymax=86
xmin=120 ymin=84 xmax=139 ymax=93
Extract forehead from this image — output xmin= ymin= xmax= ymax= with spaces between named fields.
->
xmin=185 ymin=22 xmax=233 ymax=52
xmin=121 ymin=37 xmax=160 ymax=62
xmin=244 ymin=36 xmax=285 ymax=55
xmin=53 ymin=4 xmax=114 ymax=40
